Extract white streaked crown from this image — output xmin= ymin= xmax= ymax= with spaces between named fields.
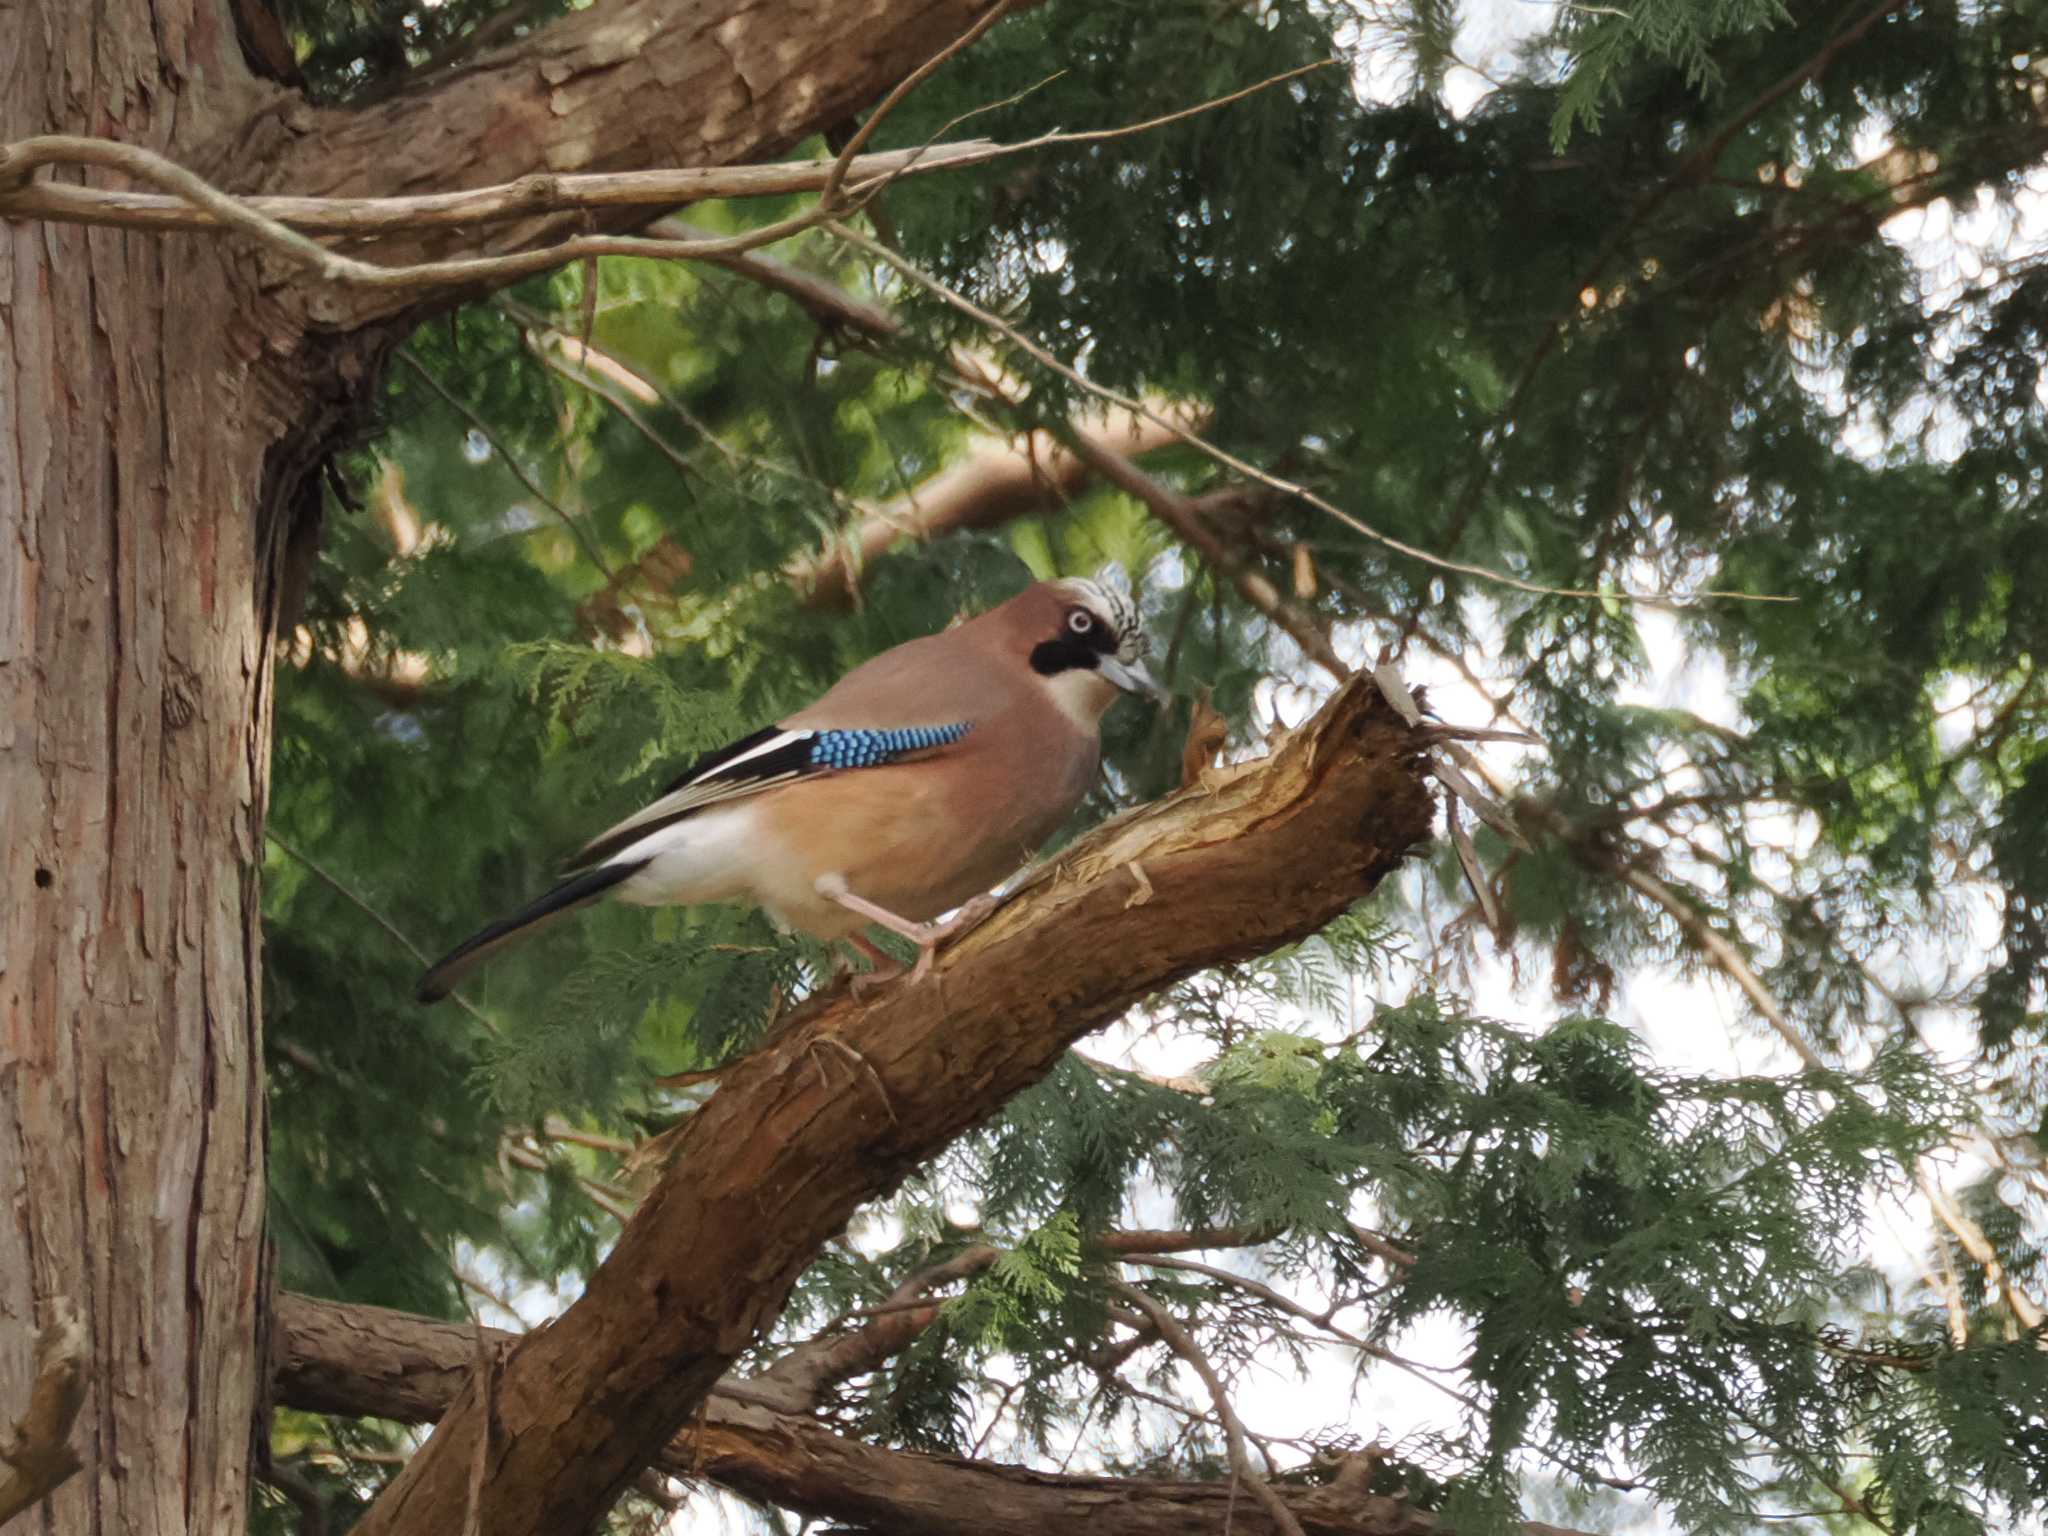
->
xmin=1052 ymin=576 xmax=1147 ymax=663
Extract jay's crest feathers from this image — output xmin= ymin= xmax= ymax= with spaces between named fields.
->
xmin=417 ymin=577 xmax=1157 ymax=1003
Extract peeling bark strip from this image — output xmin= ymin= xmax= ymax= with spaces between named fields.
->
xmin=349 ymin=678 xmax=1434 ymax=1536
xmin=273 ymin=1291 xmax=1599 ymax=1536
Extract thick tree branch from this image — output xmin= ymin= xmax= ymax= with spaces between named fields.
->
xmin=271 ymin=1292 xmax=1596 ymax=1536
xmin=346 ymin=676 xmax=1432 ymax=1534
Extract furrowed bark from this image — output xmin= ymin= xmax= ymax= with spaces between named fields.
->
xmin=2 ymin=8 xmax=286 ymax=1532
xmin=273 ymin=1291 xmax=1595 ymax=1536
xmin=347 ymin=675 xmax=1433 ymax=1535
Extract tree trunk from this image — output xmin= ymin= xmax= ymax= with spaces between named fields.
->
xmin=0 ymin=7 xmax=296 ymax=1532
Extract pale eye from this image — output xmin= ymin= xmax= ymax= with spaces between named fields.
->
xmin=1068 ymin=609 xmax=1095 ymax=634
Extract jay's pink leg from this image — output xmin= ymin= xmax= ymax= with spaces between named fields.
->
xmin=842 ymin=931 xmax=902 ymax=997
xmin=817 ymin=875 xmax=1002 ymax=986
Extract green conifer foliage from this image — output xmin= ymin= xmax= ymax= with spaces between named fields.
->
xmin=255 ymin=0 xmax=2047 ymax=1530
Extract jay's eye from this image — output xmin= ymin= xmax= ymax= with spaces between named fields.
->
xmin=1067 ymin=610 xmax=1095 ymax=634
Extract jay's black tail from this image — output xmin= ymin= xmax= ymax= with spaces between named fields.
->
xmin=416 ymin=860 xmax=646 ymax=1004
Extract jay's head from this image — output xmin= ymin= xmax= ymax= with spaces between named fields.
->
xmin=1023 ymin=577 xmax=1163 ymax=718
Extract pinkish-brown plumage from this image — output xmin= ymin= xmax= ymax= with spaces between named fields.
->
xmin=417 ymin=578 xmax=1157 ymax=1001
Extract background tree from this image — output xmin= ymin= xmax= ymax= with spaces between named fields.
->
xmin=5 ymin=0 xmax=2046 ymax=1533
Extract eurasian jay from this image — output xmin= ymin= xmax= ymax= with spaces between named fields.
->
xmin=416 ymin=577 xmax=1159 ymax=1002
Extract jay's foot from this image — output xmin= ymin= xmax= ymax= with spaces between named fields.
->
xmin=904 ymin=893 xmax=1002 ymax=982
xmin=824 ymin=879 xmax=1005 ymax=990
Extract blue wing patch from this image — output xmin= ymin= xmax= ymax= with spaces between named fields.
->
xmin=808 ymin=722 xmax=973 ymax=770
xmin=569 ymin=721 xmax=974 ymax=871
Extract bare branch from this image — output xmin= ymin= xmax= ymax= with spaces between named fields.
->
xmin=1109 ymin=1281 xmax=1309 ymax=1536
xmin=394 ymin=350 xmax=615 ymax=576
xmin=0 ymin=60 xmax=1335 ymax=306
xmin=1611 ymin=863 xmax=1825 ymax=1072
xmin=682 ymin=234 xmax=1229 ymax=609
xmin=273 ymin=1291 xmax=1602 ymax=1536
xmin=793 ymin=404 xmax=1209 ymax=606
xmin=524 ymin=333 xmax=702 ymax=490
xmin=819 ymin=0 xmax=1018 ymax=214
xmin=1072 ymin=1050 xmax=1211 ymax=1097
xmin=265 ymin=831 xmax=498 ymax=1038
xmin=662 ymin=221 xmax=908 ymax=335
xmin=0 ymin=135 xmax=964 ymax=295
xmin=757 ymin=1225 xmax=1280 ymax=1410
xmin=1060 ymin=443 xmax=1349 ymax=679
xmin=0 ymin=142 xmax=1001 ymax=236
xmin=1920 ymin=1173 xmax=2048 ymax=1340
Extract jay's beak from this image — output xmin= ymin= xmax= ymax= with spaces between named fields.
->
xmin=1098 ymin=655 xmax=1166 ymax=700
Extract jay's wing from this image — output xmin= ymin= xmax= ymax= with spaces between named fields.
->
xmin=565 ymin=720 xmax=974 ymax=871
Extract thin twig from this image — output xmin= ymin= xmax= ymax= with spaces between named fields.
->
xmin=1613 ymin=862 xmax=1825 ymax=1070
xmin=539 ymin=1116 xmax=636 ymax=1157
xmin=523 ymin=331 xmax=702 ymax=487
xmin=1129 ymin=1256 xmax=1480 ymax=1405
xmin=0 ymin=64 xmax=1332 ymax=294
xmin=502 ymin=1143 xmax=634 ymax=1223
xmin=820 ymin=0 xmax=1017 ymax=213
xmin=396 ymin=348 xmax=616 ymax=576
xmin=265 ymin=829 xmax=497 ymax=1036
xmin=1062 ymin=437 xmax=1350 ymax=678
xmin=1920 ymin=1172 xmax=2048 ymax=1340
xmin=1108 ymin=1281 xmax=1309 ymax=1536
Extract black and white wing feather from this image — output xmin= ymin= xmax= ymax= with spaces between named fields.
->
xmin=423 ymin=719 xmax=971 ymax=1003
xmin=567 ymin=721 xmax=972 ymax=871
